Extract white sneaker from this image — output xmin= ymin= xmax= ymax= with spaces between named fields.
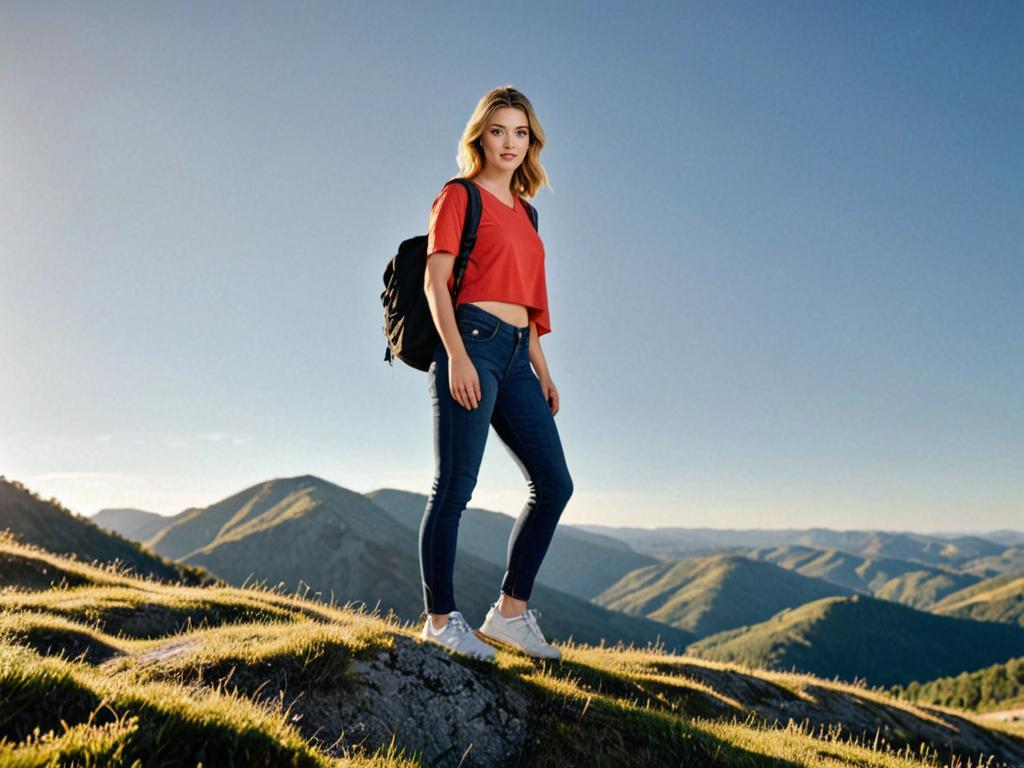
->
xmin=419 ymin=610 xmax=497 ymax=663
xmin=477 ymin=601 xmax=561 ymax=660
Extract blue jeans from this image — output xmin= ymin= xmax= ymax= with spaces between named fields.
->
xmin=420 ymin=302 xmax=574 ymax=615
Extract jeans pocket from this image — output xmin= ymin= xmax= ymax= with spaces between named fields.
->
xmin=457 ymin=316 xmax=500 ymax=343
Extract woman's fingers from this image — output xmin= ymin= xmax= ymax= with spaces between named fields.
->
xmin=452 ymin=379 xmax=479 ymax=410
xmin=449 ymin=358 xmax=481 ymax=410
xmin=548 ymin=386 xmax=559 ymax=415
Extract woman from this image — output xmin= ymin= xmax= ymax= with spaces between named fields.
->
xmin=418 ymin=85 xmax=573 ymax=662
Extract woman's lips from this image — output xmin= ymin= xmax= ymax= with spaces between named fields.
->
xmin=501 ymin=154 xmax=516 ymax=159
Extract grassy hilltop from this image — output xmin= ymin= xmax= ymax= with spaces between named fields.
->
xmin=3 ymin=532 xmax=1024 ymax=768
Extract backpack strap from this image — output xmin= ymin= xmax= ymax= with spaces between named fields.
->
xmin=519 ymin=197 xmax=539 ymax=232
xmin=443 ymin=177 xmax=482 ymax=303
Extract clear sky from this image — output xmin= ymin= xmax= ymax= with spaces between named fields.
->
xmin=1 ymin=1 xmax=1020 ymax=531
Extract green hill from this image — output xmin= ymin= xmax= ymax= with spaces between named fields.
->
xmin=891 ymin=656 xmax=1024 ymax=714
xmin=592 ymin=554 xmax=852 ymax=638
xmin=0 ymin=476 xmax=210 ymax=587
xmin=931 ymin=574 xmax=1024 ymax=626
xmin=2 ymin=536 xmax=1023 ymax=767
xmin=874 ymin=568 xmax=981 ymax=608
xmin=961 ymin=546 xmax=1024 ymax=578
xmin=746 ymin=545 xmax=890 ymax=592
xmin=746 ymin=545 xmax=980 ymax=608
xmin=686 ymin=594 xmax=1024 ymax=687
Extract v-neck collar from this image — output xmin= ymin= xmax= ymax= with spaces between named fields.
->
xmin=471 ymin=179 xmax=517 ymax=212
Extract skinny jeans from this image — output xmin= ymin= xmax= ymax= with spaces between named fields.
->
xmin=419 ymin=302 xmax=574 ymax=615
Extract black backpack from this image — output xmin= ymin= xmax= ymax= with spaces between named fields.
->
xmin=381 ymin=177 xmax=539 ymax=371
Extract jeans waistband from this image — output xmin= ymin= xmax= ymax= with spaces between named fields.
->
xmin=455 ymin=302 xmax=530 ymax=336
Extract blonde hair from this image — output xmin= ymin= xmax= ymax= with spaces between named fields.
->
xmin=453 ymin=85 xmax=551 ymax=199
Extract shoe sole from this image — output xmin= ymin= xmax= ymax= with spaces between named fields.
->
xmin=420 ymin=631 xmax=497 ymax=663
xmin=475 ymin=629 xmax=561 ymax=660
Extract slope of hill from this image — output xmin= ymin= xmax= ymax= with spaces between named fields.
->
xmin=147 ymin=475 xmax=695 ymax=652
xmin=592 ymin=554 xmax=852 ymax=638
xmin=2 ymin=537 xmax=1023 ymax=768
xmin=143 ymin=475 xmax=334 ymax=560
xmin=745 ymin=545 xmax=980 ymax=608
xmin=365 ymin=488 xmax=659 ymax=600
xmin=746 ymin=545 xmax=884 ymax=592
xmin=686 ymin=594 xmax=1024 ymax=688
xmin=0 ymin=477 xmax=210 ymax=586
xmin=873 ymin=568 xmax=981 ymax=608
xmin=891 ymin=656 xmax=1024 ymax=714
xmin=91 ymin=506 xmax=181 ymax=542
xmin=926 ymin=535 xmax=1009 ymax=563
xmin=931 ymin=574 xmax=1024 ymax=626
xmin=961 ymin=547 xmax=1024 ymax=578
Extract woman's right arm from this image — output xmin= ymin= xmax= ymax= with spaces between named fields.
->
xmin=424 ymin=254 xmax=481 ymax=410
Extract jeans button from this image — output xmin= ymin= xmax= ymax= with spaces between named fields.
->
xmin=472 ymin=329 xmax=479 ymax=335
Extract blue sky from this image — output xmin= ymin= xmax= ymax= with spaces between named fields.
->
xmin=1 ymin=1 xmax=1020 ymax=531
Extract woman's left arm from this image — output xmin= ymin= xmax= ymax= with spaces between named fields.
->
xmin=528 ymin=321 xmax=559 ymax=415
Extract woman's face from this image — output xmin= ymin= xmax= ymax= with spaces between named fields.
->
xmin=479 ymin=106 xmax=530 ymax=171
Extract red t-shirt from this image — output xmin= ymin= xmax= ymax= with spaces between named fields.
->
xmin=426 ymin=179 xmax=551 ymax=337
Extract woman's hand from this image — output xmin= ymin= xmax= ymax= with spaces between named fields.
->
xmin=449 ymin=353 xmax=482 ymax=409
xmin=539 ymin=375 xmax=560 ymax=416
